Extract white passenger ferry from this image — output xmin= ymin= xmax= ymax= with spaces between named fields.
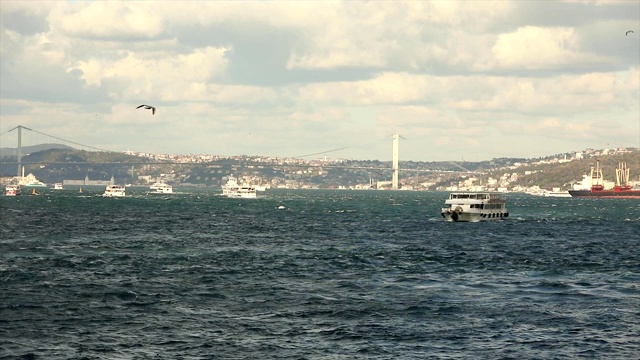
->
xmin=441 ymin=192 xmax=509 ymax=222
xmin=221 ymin=175 xmax=257 ymax=198
xmin=149 ymin=182 xmax=173 ymax=194
xmin=103 ymin=185 xmax=126 ymax=197
xmin=5 ymin=184 xmax=21 ymax=196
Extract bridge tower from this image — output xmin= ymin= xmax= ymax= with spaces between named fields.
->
xmin=392 ymin=133 xmax=399 ymax=190
xmin=12 ymin=125 xmax=31 ymax=177
xmin=16 ymin=126 xmax=22 ymax=177
xmin=4 ymin=125 xmax=33 ymax=177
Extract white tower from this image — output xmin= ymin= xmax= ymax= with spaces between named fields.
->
xmin=392 ymin=133 xmax=399 ymax=190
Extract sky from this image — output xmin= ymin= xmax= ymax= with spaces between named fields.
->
xmin=0 ymin=0 xmax=639 ymax=162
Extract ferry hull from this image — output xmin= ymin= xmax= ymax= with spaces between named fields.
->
xmin=22 ymin=183 xmax=48 ymax=188
xmin=568 ymin=190 xmax=640 ymax=198
xmin=441 ymin=210 xmax=508 ymax=222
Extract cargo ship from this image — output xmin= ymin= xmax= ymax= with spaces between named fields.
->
xmin=568 ymin=161 xmax=640 ymax=198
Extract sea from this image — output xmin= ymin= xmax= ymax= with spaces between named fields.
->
xmin=1 ymin=188 xmax=639 ymax=359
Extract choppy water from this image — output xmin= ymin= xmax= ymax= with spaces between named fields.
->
xmin=1 ymin=188 xmax=639 ymax=359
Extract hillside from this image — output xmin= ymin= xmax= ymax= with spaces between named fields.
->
xmin=1 ymin=145 xmax=639 ymax=189
xmin=0 ymin=143 xmax=73 ymax=158
xmin=493 ymin=152 xmax=640 ymax=188
xmin=0 ymin=148 xmax=154 ymax=183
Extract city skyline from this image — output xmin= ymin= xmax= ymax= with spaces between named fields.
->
xmin=1 ymin=1 xmax=639 ymax=162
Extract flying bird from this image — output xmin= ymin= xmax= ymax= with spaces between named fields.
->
xmin=626 ymin=30 xmax=634 ymax=36
xmin=136 ymin=104 xmax=156 ymax=115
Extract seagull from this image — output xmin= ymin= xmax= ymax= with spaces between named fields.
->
xmin=626 ymin=30 xmax=634 ymax=36
xmin=136 ymin=104 xmax=156 ymax=115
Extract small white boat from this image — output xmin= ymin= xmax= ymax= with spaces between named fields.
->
xmin=5 ymin=185 xmax=21 ymax=196
xmin=53 ymin=183 xmax=64 ymax=190
xmin=544 ymin=188 xmax=571 ymax=197
xmin=149 ymin=183 xmax=173 ymax=194
xmin=22 ymin=180 xmax=47 ymax=188
xmin=441 ymin=192 xmax=508 ymax=222
xmin=221 ymin=175 xmax=257 ymax=198
xmin=103 ymin=185 xmax=126 ymax=197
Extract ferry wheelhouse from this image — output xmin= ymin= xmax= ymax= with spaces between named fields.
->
xmin=441 ymin=192 xmax=509 ymax=222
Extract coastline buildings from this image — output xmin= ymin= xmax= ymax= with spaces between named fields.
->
xmin=1 ymin=147 xmax=638 ymax=192
xmin=63 ymin=175 xmax=115 ymax=187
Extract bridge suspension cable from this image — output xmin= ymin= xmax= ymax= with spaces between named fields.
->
xmin=292 ymin=134 xmax=395 ymax=158
xmin=1 ymin=125 xmax=117 ymax=153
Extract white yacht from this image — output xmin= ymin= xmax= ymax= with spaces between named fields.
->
xmin=53 ymin=183 xmax=64 ymax=190
xmin=441 ymin=192 xmax=509 ymax=222
xmin=23 ymin=180 xmax=47 ymax=188
xmin=221 ymin=175 xmax=257 ymax=198
xmin=103 ymin=185 xmax=126 ymax=197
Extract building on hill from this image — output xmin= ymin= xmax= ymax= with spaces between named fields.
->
xmin=64 ymin=175 xmax=114 ymax=186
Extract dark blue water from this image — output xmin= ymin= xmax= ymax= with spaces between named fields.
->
xmin=1 ymin=189 xmax=639 ymax=359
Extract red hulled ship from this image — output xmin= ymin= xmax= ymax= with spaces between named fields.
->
xmin=568 ymin=161 xmax=640 ymax=198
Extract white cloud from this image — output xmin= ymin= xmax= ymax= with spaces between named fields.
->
xmin=0 ymin=0 xmax=638 ymax=161
xmin=52 ymin=2 xmax=166 ymax=40
xmin=69 ymin=46 xmax=229 ymax=102
xmin=0 ymin=1 xmax=56 ymax=16
xmin=492 ymin=26 xmax=587 ymax=69
xmin=298 ymin=72 xmax=442 ymax=106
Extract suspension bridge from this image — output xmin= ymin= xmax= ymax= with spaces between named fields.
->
xmin=1 ymin=125 xmax=477 ymax=189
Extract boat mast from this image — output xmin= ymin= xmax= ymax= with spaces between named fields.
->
xmin=616 ymin=162 xmax=629 ymax=186
xmin=591 ymin=160 xmax=603 ymax=187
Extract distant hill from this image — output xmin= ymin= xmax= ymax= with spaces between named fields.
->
xmin=504 ymin=152 xmax=640 ymax=188
xmin=0 ymin=147 xmax=152 ymax=183
xmin=1 ymin=144 xmax=638 ymax=189
xmin=0 ymin=143 xmax=74 ymax=158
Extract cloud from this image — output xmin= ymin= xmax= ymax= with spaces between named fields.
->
xmin=69 ymin=46 xmax=229 ymax=101
xmin=493 ymin=26 xmax=588 ymax=70
xmin=0 ymin=2 xmax=52 ymax=36
xmin=0 ymin=0 xmax=638 ymax=161
xmin=52 ymin=2 xmax=166 ymax=41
